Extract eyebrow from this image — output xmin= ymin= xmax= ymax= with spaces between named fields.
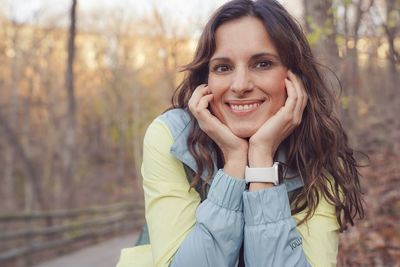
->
xmin=210 ymin=52 xmax=280 ymax=63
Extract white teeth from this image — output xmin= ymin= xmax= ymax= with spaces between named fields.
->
xmin=230 ymin=103 xmax=260 ymax=111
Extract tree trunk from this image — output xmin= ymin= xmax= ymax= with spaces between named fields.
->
xmin=64 ymin=0 xmax=78 ymax=208
xmin=132 ymin=82 xmax=144 ymax=196
xmin=384 ymin=0 xmax=399 ymax=81
xmin=3 ymin=21 xmax=20 ymax=211
xmin=0 ymin=111 xmax=48 ymax=212
xmin=303 ymin=0 xmax=340 ymax=71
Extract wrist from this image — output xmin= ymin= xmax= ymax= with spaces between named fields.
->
xmin=248 ymin=144 xmax=274 ymax=167
xmin=221 ymin=144 xmax=248 ymax=179
xmin=223 ymin=160 xmax=246 ymax=179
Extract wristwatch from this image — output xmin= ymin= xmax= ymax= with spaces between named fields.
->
xmin=245 ymin=162 xmax=280 ymax=185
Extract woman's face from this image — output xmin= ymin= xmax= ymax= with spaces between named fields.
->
xmin=208 ymin=16 xmax=288 ymax=138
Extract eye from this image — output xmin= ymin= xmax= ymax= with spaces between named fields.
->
xmin=211 ymin=64 xmax=232 ymax=73
xmin=254 ymin=60 xmax=273 ymax=69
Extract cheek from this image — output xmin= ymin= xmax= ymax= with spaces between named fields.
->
xmin=260 ymin=77 xmax=286 ymax=97
xmin=276 ymin=80 xmax=287 ymax=101
xmin=208 ymin=77 xmax=227 ymax=104
xmin=274 ymin=84 xmax=287 ymax=109
xmin=207 ymin=79 xmax=225 ymax=119
xmin=208 ymin=76 xmax=224 ymax=93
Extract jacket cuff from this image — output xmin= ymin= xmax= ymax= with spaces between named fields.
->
xmin=243 ymin=184 xmax=291 ymax=225
xmin=207 ymin=169 xmax=246 ymax=211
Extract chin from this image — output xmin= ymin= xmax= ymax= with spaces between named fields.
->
xmin=231 ymin=126 xmax=257 ymax=139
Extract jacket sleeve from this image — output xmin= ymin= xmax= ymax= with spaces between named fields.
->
xmin=142 ymin=118 xmax=245 ymax=267
xmin=243 ymin=184 xmax=310 ymax=266
xmin=243 ymin=184 xmax=339 ymax=267
xmin=170 ymin=170 xmax=245 ymax=267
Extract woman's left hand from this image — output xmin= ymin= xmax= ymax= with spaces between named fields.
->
xmin=248 ymin=71 xmax=308 ymax=167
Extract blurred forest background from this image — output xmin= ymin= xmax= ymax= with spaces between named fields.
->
xmin=0 ymin=0 xmax=399 ymax=266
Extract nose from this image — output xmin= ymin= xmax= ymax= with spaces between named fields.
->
xmin=230 ymin=67 xmax=253 ymax=94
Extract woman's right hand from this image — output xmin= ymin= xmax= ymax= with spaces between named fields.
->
xmin=188 ymin=84 xmax=248 ymax=178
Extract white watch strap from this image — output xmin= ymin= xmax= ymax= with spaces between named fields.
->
xmin=245 ymin=162 xmax=279 ymax=185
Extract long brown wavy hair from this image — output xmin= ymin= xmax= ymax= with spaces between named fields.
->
xmin=170 ymin=0 xmax=364 ymax=232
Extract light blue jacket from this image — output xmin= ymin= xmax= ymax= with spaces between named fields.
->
xmin=158 ymin=108 xmax=311 ymax=267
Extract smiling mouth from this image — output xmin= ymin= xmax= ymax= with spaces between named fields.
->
xmin=227 ymin=101 xmax=264 ymax=113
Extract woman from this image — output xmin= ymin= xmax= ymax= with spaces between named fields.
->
xmin=117 ymin=0 xmax=364 ymax=266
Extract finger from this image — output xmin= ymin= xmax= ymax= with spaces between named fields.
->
xmin=191 ymin=84 xmax=208 ymax=103
xmin=284 ymin=78 xmax=298 ymax=114
xmin=291 ymin=80 xmax=305 ymax=124
xmin=298 ymin=78 xmax=308 ymax=112
xmin=197 ymin=94 xmax=213 ymax=111
xmin=288 ymin=71 xmax=307 ymax=110
xmin=288 ymin=71 xmax=307 ymax=124
xmin=196 ymin=95 xmax=228 ymax=135
xmin=188 ymin=84 xmax=209 ymax=112
xmin=194 ymin=94 xmax=215 ymax=127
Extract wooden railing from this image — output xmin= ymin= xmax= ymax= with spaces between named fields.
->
xmin=0 ymin=202 xmax=144 ymax=267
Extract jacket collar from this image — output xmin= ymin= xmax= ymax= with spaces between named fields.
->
xmin=169 ymin=111 xmax=218 ymax=183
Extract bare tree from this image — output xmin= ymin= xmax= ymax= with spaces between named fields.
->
xmin=303 ymin=0 xmax=340 ymax=71
xmin=342 ymin=0 xmax=375 ymax=78
xmin=3 ymin=19 xmax=20 ymax=211
xmin=64 ymin=0 xmax=78 ymax=207
xmin=0 ymin=110 xmax=48 ymax=212
xmin=147 ymin=7 xmax=183 ymax=101
xmin=340 ymin=0 xmax=375 ymax=128
xmin=383 ymin=0 xmax=399 ymax=79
